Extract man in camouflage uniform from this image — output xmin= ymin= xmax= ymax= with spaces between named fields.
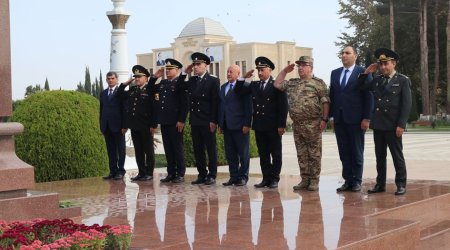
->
xmin=273 ymin=56 xmax=330 ymax=191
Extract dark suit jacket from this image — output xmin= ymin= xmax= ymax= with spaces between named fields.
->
xmin=179 ymin=72 xmax=220 ymax=126
xmin=358 ymin=72 xmax=412 ymax=130
xmin=147 ymin=76 xmax=188 ymax=125
xmin=234 ymin=76 xmax=288 ymax=131
xmin=100 ymin=86 xmax=126 ymax=133
xmin=218 ymin=82 xmax=252 ymax=130
xmin=329 ymin=65 xmax=373 ymax=124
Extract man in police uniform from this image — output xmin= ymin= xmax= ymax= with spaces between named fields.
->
xmin=235 ymin=56 xmax=288 ymax=189
xmin=181 ymin=52 xmax=220 ymax=185
xmin=358 ymin=48 xmax=412 ymax=195
xmin=148 ymin=59 xmax=188 ymax=183
xmin=274 ymin=56 xmax=330 ymax=191
xmin=116 ymin=65 xmax=157 ymax=181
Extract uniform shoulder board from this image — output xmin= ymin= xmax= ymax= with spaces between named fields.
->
xmin=397 ymin=73 xmax=409 ymax=79
xmin=312 ymin=76 xmax=325 ymax=84
xmin=209 ymin=74 xmax=218 ymax=78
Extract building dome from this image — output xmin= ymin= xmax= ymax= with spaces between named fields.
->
xmin=178 ymin=17 xmax=231 ymax=38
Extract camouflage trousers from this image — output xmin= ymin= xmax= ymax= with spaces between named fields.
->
xmin=292 ymin=119 xmax=322 ymax=181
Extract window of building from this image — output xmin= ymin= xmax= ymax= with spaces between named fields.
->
xmin=209 ymin=62 xmax=220 ymax=76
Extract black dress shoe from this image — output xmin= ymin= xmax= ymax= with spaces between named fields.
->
xmin=191 ymin=178 xmax=206 ymax=185
xmin=234 ymin=178 xmax=246 ymax=186
xmin=395 ymin=187 xmax=406 ymax=195
xmin=130 ymin=174 xmax=143 ymax=181
xmin=254 ymin=180 xmax=269 ymax=188
xmin=204 ymin=177 xmax=216 ymax=185
xmin=368 ymin=184 xmax=386 ymax=194
xmin=171 ymin=176 xmax=184 ymax=183
xmin=222 ymin=179 xmax=235 ymax=186
xmin=138 ymin=175 xmax=153 ymax=181
xmin=113 ymin=174 xmax=124 ymax=180
xmin=160 ymin=175 xmax=175 ymax=183
xmin=351 ymin=183 xmax=362 ymax=192
xmin=103 ymin=174 xmax=114 ymax=180
xmin=268 ymin=180 xmax=278 ymax=189
xmin=336 ymin=183 xmax=351 ymax=192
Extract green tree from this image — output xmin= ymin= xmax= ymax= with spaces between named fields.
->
xmin=99 ymin=70 xmax=104 ymax=93
xmin=44 ymin=77 xmax=50 ymax=91
xmin=25 ymin=84 xmax=42 ymax=97
xmin=84 ymin=66 xmax=91 ymax=94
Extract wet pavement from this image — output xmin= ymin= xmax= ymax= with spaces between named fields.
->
xmin=30 ymin=132 xmax=450 ymax=249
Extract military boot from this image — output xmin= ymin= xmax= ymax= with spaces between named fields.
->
xmin=293 ymin=180 xmax=309 ymax=190
xmin=307 ymin=179 xmax=319 ymax=191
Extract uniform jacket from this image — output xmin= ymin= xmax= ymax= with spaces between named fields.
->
xmin=358 ymin=72 xmax=412 ymax=130
xmin=234 ymin=76 xmax=288 ymax=131
xmin=147 ymin=76 xmax=188 ymax=125
xmin=99 ymin=86 xmax=127 ymax=133
xmin=179 ymin=72 xmax=220 ymax=126
xmin=330 ymin=65 xmax=373 ymax=124
xmin=116 ymin=83 xmax=157 ymax=131
xmin=218 ymin=82 xmax=252 ymax=130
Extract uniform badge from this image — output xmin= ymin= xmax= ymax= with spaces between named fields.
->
xmin=155 ymin=93 xmax=160 ymax=101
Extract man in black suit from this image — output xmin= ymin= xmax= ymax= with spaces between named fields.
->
xmin=100 ymin=72 xmax=127 ymax=180
xmin=116 ymin=65 xmax=158 ymax=181
xmin=147 ymin=58 xmax=188 ymax=183
xmin=180 ymin=52 xmax=220 ymax=185
xmin=358 ymin=48 xmax=412 ymax=195
xmin=218 ymin=64 xmax=252 ymax=186
xmin=235 ymin=57 xmax=288 ymax=189
xmin=330 ymin=46 xmax=373 ymax=192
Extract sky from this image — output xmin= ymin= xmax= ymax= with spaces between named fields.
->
xmin=10 ymin=0 xmax=350 ymax=100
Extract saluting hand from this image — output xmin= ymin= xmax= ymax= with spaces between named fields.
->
xmin=283 ymin=64 xmax=296 ymax=73
xmin=154 ymin=68 xmax=164 ymax=78
xmin=243 ymin=69 xmax=255 ymax=79
xmin=124 ymin=78 xmax=134 ymax=86
xmin=185 ymin=64 xmax=194 ymax=74
xmin=364 ymin=63 xmax=378 ymax=74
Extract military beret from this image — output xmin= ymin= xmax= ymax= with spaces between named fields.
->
xmin=374 ymin=48 xmax=399 ymax=62
xmin=165 ymin=58 xmax=183 ymax=69
xmin=295 ymin=56 xmax=314 ymax=66
xmin=255 ymin=56 xmax=275 ymax=70
xmin=132 ymin=65 xmax=150 ymax=77
xmin=191 ymin=52 xmax=210 ymax=65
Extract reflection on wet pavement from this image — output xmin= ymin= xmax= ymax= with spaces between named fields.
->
xmin=34 ymin=174 xmax=450 ymax=249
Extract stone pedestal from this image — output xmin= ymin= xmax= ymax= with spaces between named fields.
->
xmin=0 ymin=123 xmax=34 ymax=192
xmin=0 ymin=0 xmax=81 ymax=222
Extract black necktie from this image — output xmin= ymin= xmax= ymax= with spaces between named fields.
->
xmin=108 ymin=88 xmax=113 ymax=99
xmin=340 ymin=69 xmax=349 ymax=89
xmin=260 ymin=81 xmax=265 ymax=91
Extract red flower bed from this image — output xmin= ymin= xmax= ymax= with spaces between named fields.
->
xmin=0 ymin=219 xmax=131 ymax=250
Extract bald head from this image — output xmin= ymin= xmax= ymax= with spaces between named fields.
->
xmin=227 ymin=64 xmax=241 ymax=82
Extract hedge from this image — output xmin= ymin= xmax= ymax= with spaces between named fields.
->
xmin=182 ymin=118 xmax=258 ymax=168
xmin=10 ymin=91 xmax=108 ymax=182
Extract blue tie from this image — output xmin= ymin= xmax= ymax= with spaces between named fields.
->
xmin=341 ymin=69 xmax=349 ymax=89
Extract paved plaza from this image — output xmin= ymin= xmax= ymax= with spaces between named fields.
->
xmin=150 ymin=131 xmax=450 ymax=181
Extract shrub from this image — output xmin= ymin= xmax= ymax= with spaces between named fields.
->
xmin=10 ymin=91 xmax=108 ymax=182
xmin=182 ymin=118 xmax=258 ymax=168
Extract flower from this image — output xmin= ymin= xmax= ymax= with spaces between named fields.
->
xmin=0 ymin=219 xmax=132 ymax=250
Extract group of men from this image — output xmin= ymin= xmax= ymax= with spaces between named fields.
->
xmin=99 ymin=46 xmax=411 ymax=195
